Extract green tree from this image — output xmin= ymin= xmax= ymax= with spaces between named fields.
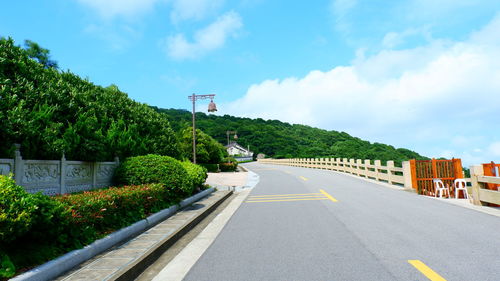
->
xmin=0 ymin=37 xmax=180 ymax=160
xmin=179 ymin=127 xmax=227 ymax=163
xmin=23 ymin=40 xmax=58 ymax=69
xmin=155 ymin=108 xmax=428 ymax=163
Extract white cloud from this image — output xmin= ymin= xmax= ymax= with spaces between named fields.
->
xmin=382 ymin=27 xmax=432 ymax=49
xmin=170 ymin=0 xmax=224 ymax=23
xmin=165 ymin=11 xmax=242 ymax=60
xmin=77 ymin=0 xmax=161 ymax=19
xmin=330 ymin=0 xmax=357 ymax=34
xmin=223 ymin=13 xmax=500 ymax=166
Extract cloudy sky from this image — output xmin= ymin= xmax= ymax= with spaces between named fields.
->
xmin=1 ymin=0 xmax=499 ymax=166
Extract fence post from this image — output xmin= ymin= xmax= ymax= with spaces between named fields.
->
xmin=92 ymin=161 xmax=98 ymax=190
xmin=364 ymin=160 xmax=371 ymax=178
xmin=13 ymin=144 xmax=23 ymax=186
xmin=374 ymin=160 xmax=381 ymax=181
xmin=349 ymin=159 xmax=355 ymax=174
xmin=470 ymin=165 xmax=484 ymax=206
xmin=60 ymin=153 xmax=66 ymax=194
xmin=387 ymin=161 xmax=395 ymax=184
xmin=402 ymin=161 xmax=413 ymax=189
xmin=356 ymin=159 xmax=363 ymax=177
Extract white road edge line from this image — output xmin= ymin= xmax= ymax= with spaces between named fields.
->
xmin=151 ymin=189 xmax=252 ymax=281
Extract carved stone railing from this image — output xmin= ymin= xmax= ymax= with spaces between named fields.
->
xmin=257 ymin=158 xmax=412 ymax=188
xmin=0 ymin=144 xmax=119 ymax=195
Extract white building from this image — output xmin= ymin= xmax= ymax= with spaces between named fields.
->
xmin=225 ymin=142 xmax=253 ymax=158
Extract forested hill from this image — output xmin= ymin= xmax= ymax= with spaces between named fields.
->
xmin=154 ymin=108 xmax=428 ymax=163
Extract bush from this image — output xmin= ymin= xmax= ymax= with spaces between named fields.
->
xmin=0 ymin=251 xmax=15 ymax=279
xmin=114 ymin=154 xmax=191 ymax=194
xmin=0 ymin=175 xmax=37 ymax=243
xmin=56 ymin=183 xmax=175 ymax=234
xmin=219 ymin=156 xmax=238 ymax=172
xmin=0 ymin=175 xmax=80 ymax=278
xmin=199 ymin=163 xmax=219 ymax=173
xmin=181 ymin=162 xmax=208 ymax=192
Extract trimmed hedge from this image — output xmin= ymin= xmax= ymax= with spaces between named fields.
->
xmin=115 ymin=154 xmax=191 ymax=195
xmin=181 ymin=162 xmax=208 ymax=192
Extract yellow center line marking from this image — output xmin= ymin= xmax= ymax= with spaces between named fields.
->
xmin=408 ymin=260 xmax=447 ymax=281
xmin=246 ymin=198 xmax=328 ymax=203
xmin=248 ymin=196 xmax=327 ymax=200
xmin=320 ymin=189 xmax=338 ymax=202
xmin=299 ymin=176 xmax=308 ymax=181
xmin=249 ymin=193 xmax=322 ymax=198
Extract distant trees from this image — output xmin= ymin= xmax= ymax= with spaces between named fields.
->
xmin=157 ymin=108 xmax=428 ymax=163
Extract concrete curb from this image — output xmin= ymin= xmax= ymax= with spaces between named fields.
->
xmin=112 ymin=190 xmax=233 ymax=281
xmin=11 ymin=188 xmax=215 ymax=281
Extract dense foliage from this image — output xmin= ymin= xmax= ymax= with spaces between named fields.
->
xmin=157 ymin=108 xmax=428 ymax=163
xmin=114 ymin=154 xmax=193 ymax=194
xmin=220 ymin=156 xmax=238 ymax=172
xmin=178 ymin=127 xmax=227 ymax=164
xmin=56 ymin=183 xmax=177 ymax=235
xmin=0 ymin=173 xmax=195 ymax=278
xmin=0 ymin=37 xmax=180 ymax=161
xmin=0 ymin=175 xmax=83 ymax=278
xmin=181 ymin=161 xmax=208 ymax=190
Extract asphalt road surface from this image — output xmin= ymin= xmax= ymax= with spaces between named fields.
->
xmin=183 ymin=162 xmax=500 ymax=281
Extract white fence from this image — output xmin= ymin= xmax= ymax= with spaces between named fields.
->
xmin=257 ymin=158 xmax=412 ymax=188
xmin=470 ymin=165 xmax=500 ymax=206
xmin=0 ymin=144 xmax=119 ymax=195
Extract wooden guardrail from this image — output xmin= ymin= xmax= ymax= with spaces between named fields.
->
xmin=470 ymin=165 xmax=500 ymax=206
xmin=257 ymin=158 xmax=413 ymax=188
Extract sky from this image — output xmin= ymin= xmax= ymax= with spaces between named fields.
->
xmin=1 ymin=0 xmax=500 ymax=166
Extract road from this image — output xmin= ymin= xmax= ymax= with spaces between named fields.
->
xmin=182 ymin=162 xmax=500 ymax=281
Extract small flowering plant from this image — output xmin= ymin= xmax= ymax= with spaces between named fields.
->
xmin=56 ymin=183 xmax=178 ymax=234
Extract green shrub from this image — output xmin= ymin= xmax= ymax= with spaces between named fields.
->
xmin=0 ymin=175 xmax=37 ymax=243
xmin=0 ymin=251 xmax=15 ymax=278
xmin=56 ymin=183 xmax=175 ymax=233
xmin=0 ymin=175 xmax=80 ymax=277
xmin=115 ymin=154 xmax=191 ymax=194
xmin=199 ymin=163 xmax=219 ymax=173
xmin=181 ymin=162 xmax=208 ymax=192
xmin=220 ymin=156 xmax=238 ymax=172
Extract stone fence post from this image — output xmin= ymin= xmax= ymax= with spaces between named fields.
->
xmin=60 ymin=153 xmax=66 ymax=194
xmin=13 ymin=144 xmax=23 ymax=186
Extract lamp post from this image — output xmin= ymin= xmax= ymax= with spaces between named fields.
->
xmin=188 ymin=94 xmax=217 ymax=164
xmin=226 ymin=130 xmax=238 ymax=145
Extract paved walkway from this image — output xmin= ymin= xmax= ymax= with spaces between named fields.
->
xmin=205 ymin=171 xmax=248 ymax=190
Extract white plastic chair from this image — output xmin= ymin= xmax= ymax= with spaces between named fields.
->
xmin=433 ymin=179 xmax=449 ymax=198
xmin=453 ymin=179 xmax=469 ymax=199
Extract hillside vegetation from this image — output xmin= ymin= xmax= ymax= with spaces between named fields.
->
xmin=156 ymin=108 xmax=428 ymax=163
xmin=0 ymin=37 xmax=179 ymax=161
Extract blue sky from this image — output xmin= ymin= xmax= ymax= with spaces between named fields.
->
xmin=2 ymin=0 xmax=500 ymax=166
